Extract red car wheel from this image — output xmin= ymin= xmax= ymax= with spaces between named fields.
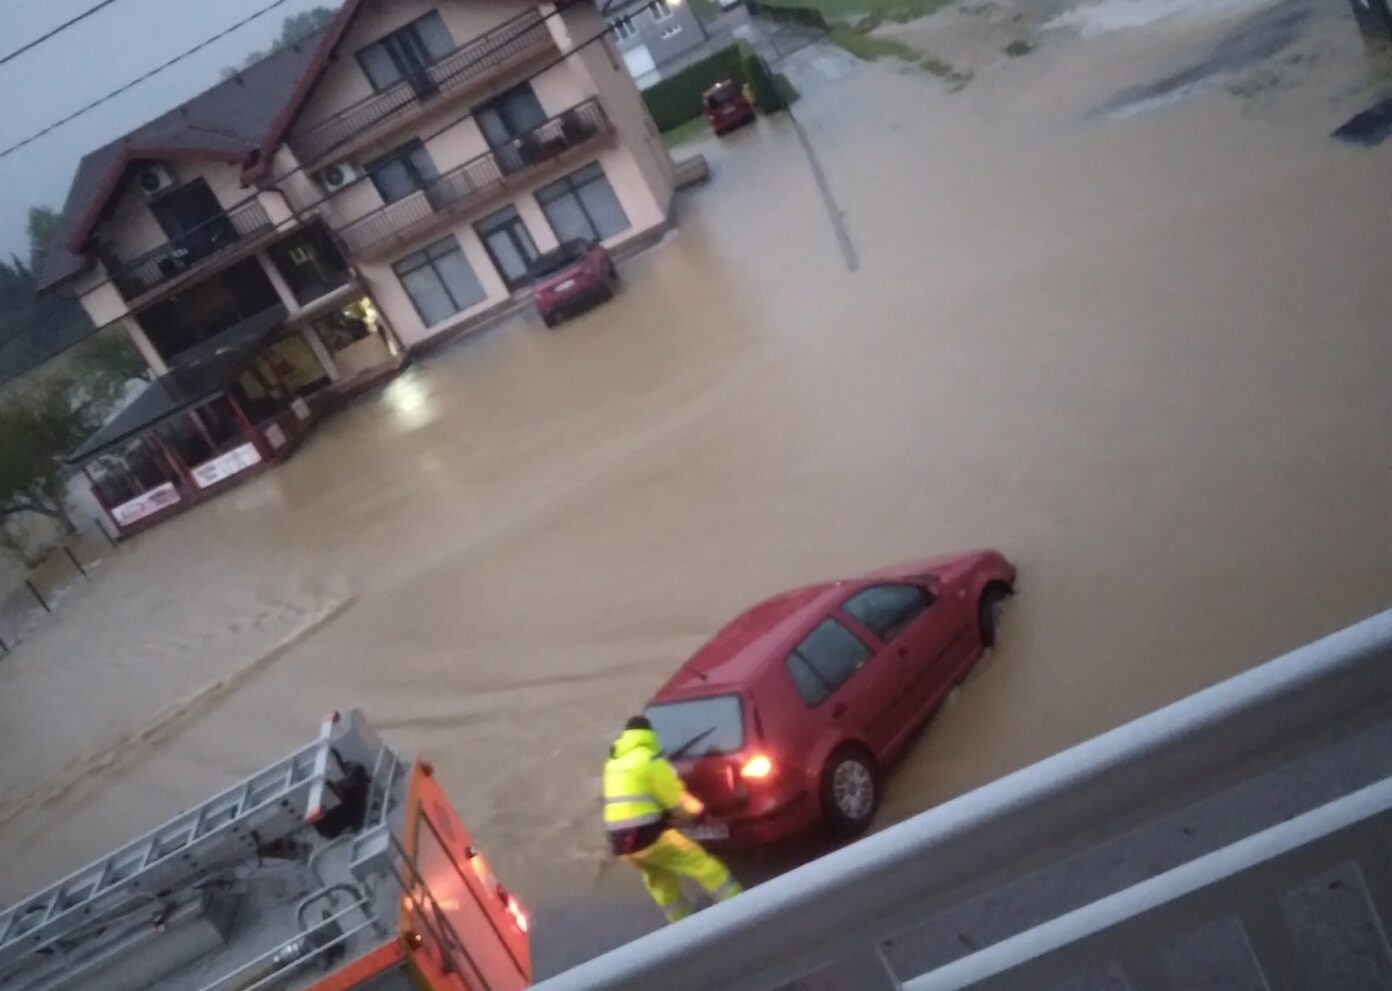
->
xmin=820 ymin=746 xmax=880 ymax=838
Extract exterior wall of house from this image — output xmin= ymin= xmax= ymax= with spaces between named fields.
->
xmin=295 ymin=0 xmax=532 ymax=133
xmin=554 ymin=5 xmax=675 ymax=217
xmin=58 ymin=0 xmax=679 ymax=368
xmin=321 ymin=57 xmax=597 ymax=231
xmin=353 ymin=142 xmax=665 ymax=348
xmin=309 ymin=1 xmax=676 ymax=349
xmin=101 ymin=179 xmax=171 ymax=265
xmin=612 ymin=0 xmax=707 ymax=74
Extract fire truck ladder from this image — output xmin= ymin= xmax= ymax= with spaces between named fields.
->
xmin=0 ymin=711 xmax=382 ymax=976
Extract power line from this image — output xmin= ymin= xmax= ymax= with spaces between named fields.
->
xmin=0 ymin=0 xmax=127 ymax=69
xmin=41 ymin=12 xmax=622 ymax=359
xmin=0 ymin=0 xmax=296 ymax=159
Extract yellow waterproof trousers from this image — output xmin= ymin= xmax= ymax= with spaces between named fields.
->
xmin=624 ymin=829 xmax=743 ymax=922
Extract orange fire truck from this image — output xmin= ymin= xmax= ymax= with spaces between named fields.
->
xmin=0 ymin=710 xmax=530 ymax=991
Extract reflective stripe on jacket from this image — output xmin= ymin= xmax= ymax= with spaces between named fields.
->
xmin=603 ymin=727 xmax=684 ymax=832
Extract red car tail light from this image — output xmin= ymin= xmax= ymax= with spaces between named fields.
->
xmin=740 ymin=754 xmax=775 ymax=780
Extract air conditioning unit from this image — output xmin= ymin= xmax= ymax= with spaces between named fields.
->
xmin=318 ymin=162 xmax=361 ymax=192
xmin=136 ymin=163 xmax=176 ymax=196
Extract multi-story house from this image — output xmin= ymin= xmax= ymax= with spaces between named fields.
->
xmin=609 ymin=0 xmax=709 ymax=86
xmin=37 ymin=0 xmax=679 ymax=535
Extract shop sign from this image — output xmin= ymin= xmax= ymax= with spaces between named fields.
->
xmin=110 ymin=482 xmax=181 ymax=527
xmin=192 ymin=443 xmax=263 ymax=489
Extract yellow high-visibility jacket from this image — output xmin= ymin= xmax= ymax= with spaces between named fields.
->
xmin=603 ymin=727 xmax=694 ymax=832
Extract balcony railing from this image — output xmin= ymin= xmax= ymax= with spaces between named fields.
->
xmin=287 ymin=9 xmax=554 ymax=167
xmin=110 ymin=200 xmax=273 ymax=302
xmin=338 ymin=98 xmax=610 ymax=257
xmin=531 ymin=610 xmax=1392 ymax=991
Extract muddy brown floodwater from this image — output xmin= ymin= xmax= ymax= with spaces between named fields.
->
xmin=1 ymin=0 xmax=1388 ymax=930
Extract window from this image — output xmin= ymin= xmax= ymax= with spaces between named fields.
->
xmin=645 ymin=695 xmax=745 ymax=758
xmin=649 ymin=0 xmax=675 ymax=21
xmin=476 ymin=84 xmax=547 ymax=145
xmin=356 ymin=12 xmax=455 ymax=92
xmin=661 ymin=23 xmax=683 ymax=38
xmin=266 ymin=224 xmax=350 ymax=305
xmin=392 ymin=237 xmax=486 ymax=326
xmin=785 ymin=619 xmax=871 ymax=707
xmin=611 ymin=15 xmax=637 ymax=40
xmin=148 ymin=179 xmax=236 ymax=262
xmin=476 ymin=83 xmax=548 ymax=174
xmin=365 ymin=140 xmax=439 ymax=205
xmin=474 ymin=206 xmax=540 ymax=291
xmin=843 ymin=584 xmax=933 ymax=643
xmin=536 ymin=163 xmax=630 ymax=244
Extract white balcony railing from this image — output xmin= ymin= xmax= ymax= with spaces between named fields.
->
xmin=533 ymin=610 xmax=1392 ymax=991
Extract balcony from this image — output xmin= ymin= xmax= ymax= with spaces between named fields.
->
xmin=338 ymin=98 xmax=611 ymax=258
xmin=287 ymin=9 xmax=554 ymax=168
xmin=109 ymin=200 xmax=274 ymax=303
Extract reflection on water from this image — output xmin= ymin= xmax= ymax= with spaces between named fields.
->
xmin=382 ymin=371 xmax=443 ymax=433
xmin=0 ymin=1 xmax=1389 ymax=918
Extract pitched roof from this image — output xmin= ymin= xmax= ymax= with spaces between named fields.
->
xmin=36 ymin=22 xmax=343 ymax=294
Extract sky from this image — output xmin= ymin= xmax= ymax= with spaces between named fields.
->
xmin=0 ymin=0 xmax=337 ymax=265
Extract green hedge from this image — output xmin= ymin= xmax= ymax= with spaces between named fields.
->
xmin=744 ymin=53 xmax=783 ymax=113
xmin=642 ymin=44 xmax=748 ymax=132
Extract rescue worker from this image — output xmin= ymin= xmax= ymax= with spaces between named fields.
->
xmin=603 ymin=716 xmax=743 ymax=922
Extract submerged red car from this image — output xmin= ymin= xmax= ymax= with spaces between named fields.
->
xmin=530 ymin=239 xmax=616 ymax=327
xmin=644 ymin=551 xmax=1016 ymax=846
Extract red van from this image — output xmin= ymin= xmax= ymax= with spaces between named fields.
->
xmin=703 ymin=79 xmax=756 ymax=136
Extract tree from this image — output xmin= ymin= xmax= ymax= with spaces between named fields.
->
xmin=0 ymin=385 xmax=95 ymax=534
xmin=222 ymin=7 xmax=336 ymax=77
xmin=0 ymin=246 xmax=95 ymax=385
xmin=70 ymin=330 xmax=151 ymax=414
xmin=26 ymin=206 xmax=60 ymax=274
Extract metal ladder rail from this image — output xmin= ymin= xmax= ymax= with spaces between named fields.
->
xmin=0 ymin=714 xmax=347 ymax=969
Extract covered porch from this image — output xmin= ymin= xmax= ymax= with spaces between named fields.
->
xmin=71 ymin=295 xmax=402 ymax=536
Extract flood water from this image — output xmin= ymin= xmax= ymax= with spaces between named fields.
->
xmin=1 ymin=0 xmax=1389 ymax=927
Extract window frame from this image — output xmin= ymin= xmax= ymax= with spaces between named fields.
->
xmin=649 ymin=0 xmax=676 ymax=22
xmin=611 ymin=15 xmax=637 ymax=40
xmin=364 ymin=139 xmax=439 ymax=205
xmin=841 ymin=583 xmax=935 ymax=645
xmin=784 ymin=617 xmax=873 ymax=708
xmin=355 ymin=11 xmax=455 ymax=93
xmin=535 ymin=162 xmax=631 ymax=245
xmin=473 ymin=206 xmax=540 ymax=291
xmin=391 ymin=236 xmax=486 ymax=327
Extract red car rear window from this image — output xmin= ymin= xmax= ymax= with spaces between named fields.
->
xmin=646 ymin=695 xmax=745 ymax=758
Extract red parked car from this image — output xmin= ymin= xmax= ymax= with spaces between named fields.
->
xmin=529 ymin=239 xmax=617 ymax=327
xmin=703 ymin=79 xmax=755 ymax=136
xmin=643 ymin=551 xmax=1016 ymax=846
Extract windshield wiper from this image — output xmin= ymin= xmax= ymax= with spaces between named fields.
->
xmin=668 ymin=726 xmax=717 ymax=760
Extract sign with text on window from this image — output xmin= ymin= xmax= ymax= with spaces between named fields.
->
xmin=191 ymin=443 xmax=263 ymax=489
xmin=110 ymin=482 xmax=181 ymax=527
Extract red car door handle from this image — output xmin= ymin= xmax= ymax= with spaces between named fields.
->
xmin=832 ymin=703 xmax=847 ymax=718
